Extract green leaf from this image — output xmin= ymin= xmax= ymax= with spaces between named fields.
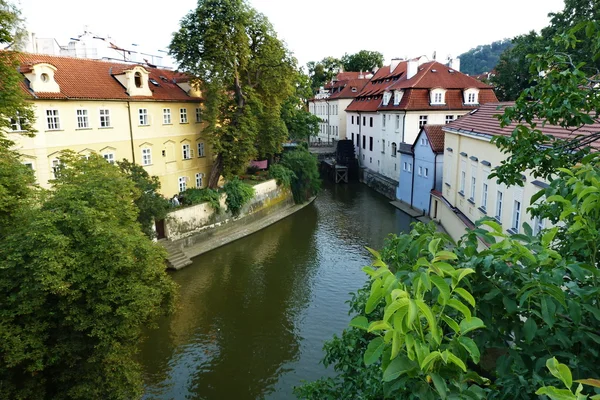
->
xmin=430 ymin=373 xmax=448 ymax=399
xmin=458 ymin=336 xmax=480 ymax=363
xmin=368 ymin=320 xmax=392 ymax=333
xmin=503 ymin=296 xmax=518 ymax=314
xmin=431 ymin=275 xmax=450 ymax=304
xmin=576 ymin=379 xmax=600 ymax=388
xmin=542 ymin=296 xmax=556 ymax=328
xmin=349 ymin=316 xmax=369 ymax=330
xmin=441 ymin=314 xmax=460 ymax=333
xmin=583 ymin=304 xmax=600 ymax=322
xmin=366 ymin=283 xmax=384 ymax=314
xmin=454 ymin=287 xmax=475 ymax=307
xmin=585 ymin=331 xmax=600 ymax=345
xmin=428 ymin=238 xmax=441 ymax=256
xmin=445 ymin=351 xmax=467 ymax=372
xmin=546 ymin=357 xmax=573 ymax=389
xmin=366 ymin=246 xmax=382 ymax=260
xmin=433 ymin=250 xmax=458 ymax=261
xmin=391 ymin=331 xmax=403 ymax=360
xmin=416 ymin=300 xmax=439 ymax=343
xmin=523 ymin=317 xmax=537 ymax=343
xmin=420 ymin=351 xmax=442 ymax=371
xmin=383 ymin=355 xmax=415 ymax=382
xmin=384 ymin=298 xmax=409 ymax=323
xmin=459 ymin=317 xmax=485 ymax=335
xmin=364 ymin=337 xmax=385 ymax=366
xmin=453 ymin=268 xmax=475 ymax=288
xmin=407 ymin=299 xmax=418 ymax=328
xmin=448 ymin=298 xmax=472 ymax=319
xmin=535 ymin=387 xmax=577 ymax=400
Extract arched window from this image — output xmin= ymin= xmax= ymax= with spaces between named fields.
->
xmin=134 ymin=72 xmax=142 ymax=88
xmin=392 ymin=142 xmax=397 ymax=157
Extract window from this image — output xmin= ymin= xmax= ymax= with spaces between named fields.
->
xmin=139 ymin=109 xmax=149 ymax=126
xmin=197 ymin=142 xmax=205 ymax=157
xmin=392 ymin=142 xmax=397 ymax=157
xmin=178 ymin=177 xmax=187 ymax=193
xmin=465 ymin=90 xmax=479 ymax=104
xmin=468 ymin=93 xmax=476 ymax=103
xmin=424 ymin=168 xmax=429 ymax=178
xmin=51 ymin=159 xmax=61 ymax=178
xmin=182 ymin=144 xmax=192 ymax=160
xmin=395 ymin=115 xmax=400 ymax=130
xmin=23 ymin=161 xmax=34 ymax=170
xmin=393 ymin=91 xmax=401 ymax=105
xmin=142 ymin=148 xmax=152 ymax=165
xmin=382 ymin=115 xmax=386 ymax=128
xmin=103 ymin=153 xmax=115 ymax=164
xmin=496 ymin=191 xmax=504 ymax=220
xmin=363 ymin=116 xmax=366 ymax=126
xmin=351 ymin=116 xmax=354 ymax=124
xmin=163 ymin=108 xmax=172 ymax=124
xmin=369 ymin=136 xmax=373 ymax=151
xmin=46 ymin=109 xmax=60 ymax=130
xmin=459 ymin=160 xmax=466 ymax=193
xmin=421 ymin=137 xmax=428 ymax=146
xmin=418 ymin=166 xmax=423 ymax=176
xmin=481 ymin=182 xmax=488 ymax=210
xmin=512 ymin=200 xmax=521 ymax=231
xmin=362 ymin=135 xmax=366 ymax=149
xmin=369 ymin=157 xmax=372 ymax=164
xmin=99 ymin=109 xmax=111 ymax=127
xmin=134 ymin=72 xmax=142 ymax=88
xmin=76 ymin=109 xmax=89 ymax=128
xmin=369 ymin=117 xmax=373 ymax=127
xmin=470 ymin=176 xmax=476 ymax=201
xmin=407 ymin=163 xmax=412 ymax=172
xmin=382 ymin=139 xmax=385 ymax=153
xmin=10 ymin=112 xmax=24 ymax=131
xmin=445 ymin=115 xmax=455 ymax=124
xmin=196 ymin=108 xmax=202 ymax=122
xmin=432 ymin=91 xmax=444 ymax=104
xmin=195 ymin=173 xmax=204 ymax=188
xmin=419 ymin=115 xmax=428 ymax=129
xmin=383 ymin=92 xmax=391 ymax=105
xmin=180 ymin=108 xmax=188 ymax=123
xmin=403 ymin=162 xmax=408 ymax=171
xmin=533 ymin=216 xmax=546 ymax=235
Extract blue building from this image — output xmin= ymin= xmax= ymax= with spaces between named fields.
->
xmin=396 ymin=125 xmax=445 ymax=214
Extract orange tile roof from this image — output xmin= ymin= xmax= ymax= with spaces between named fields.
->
xmin=422 ymin=125 xmax=445 ymax=153
xmin=16 ymin=52 xmax=199 ymax=102
xmin=347 ymin=60 xmax=497 ymax=113
xmin=444 ymin=102 xmax=600 ymax=151
xmin=328 ymin=78 xmax=369 ymax=100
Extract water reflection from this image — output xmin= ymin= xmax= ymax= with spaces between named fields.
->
xmin=140 ymin=182 xmax=414 ymax=399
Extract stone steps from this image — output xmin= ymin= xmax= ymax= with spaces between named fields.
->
xmin=158 ymin=240 xmax=193 ymax=270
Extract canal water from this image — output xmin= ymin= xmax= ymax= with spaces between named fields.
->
xmin=139 ymin=182 xmax=414 ymax=400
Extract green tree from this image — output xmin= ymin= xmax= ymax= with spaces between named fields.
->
xmin=117 ymin=159 xmax=170 ymax=238
xmin=0 ymin=152 xmax=177 ymax=399
xmin=0 ymin=0 xmax=35 ymax=136
xmin=280 ymin=71 xmax=319 ymax=141
xmin=280 ymin=148 xmax=320 ymax=203
xmin=457 ymin=39 xmax=512 ymax=76
xmin=307 ymin=56 xmax=342 ymax=92
xmin=341 ymin=50 xmax=384 ymax=73
xmin=170 ymin=0 xmax=296 ymax=188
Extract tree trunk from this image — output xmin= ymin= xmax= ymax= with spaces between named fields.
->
xmin=208 ymin=153 xmax=223 ymax=189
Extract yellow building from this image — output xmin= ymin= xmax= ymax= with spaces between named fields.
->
xmin=9 ymin=53 xmax=212 ymax=196
xmin=430 ymin=102 xmax=600 ymax=245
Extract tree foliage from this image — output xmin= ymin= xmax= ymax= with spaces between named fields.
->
xmin=170 ymin=0 xmax=296 ymax=187
xmin=457 ymin=39 xmax=512 ymax=76
xmin=341 ymin=50 xmax=384 ymax=73
xmin=280 ymin=148 xmax=320 ymax=204
xmin=223 ymin=176 xmax=255 ymax=216
xmin=306 ymin=56 xmax=342 ymax=93
xmin=280 ymin=69 xmax=320 ymax=141
xmin=117 ymin=159 xmax=170 ymax=238
xmin=0 ymin=151 xmax=177 ymax=400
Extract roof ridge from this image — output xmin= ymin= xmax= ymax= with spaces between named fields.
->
xmin=409 ymin=61 xmax=434 ymax=88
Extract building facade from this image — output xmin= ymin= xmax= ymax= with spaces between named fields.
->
xmin=308 ymin=72 xmax=370 ymax=143
xmin=9 ymin=53 xmax=211 ymax=197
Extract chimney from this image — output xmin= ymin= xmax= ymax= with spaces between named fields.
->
xmin=449 ymin=57 xmax=460 ymax=72
xmin=406 ymin=58 xmax=418 ymax=80
xmin=390 ymin=58 xmax=403 ymax=73
xmin=358 ymin=70 xmax=364 ymax=79
xmin=372 ymin=66 xmax=379 ymax=74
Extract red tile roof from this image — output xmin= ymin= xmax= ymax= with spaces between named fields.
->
xmin=347 ymin=60 xmax=497 ymax=113
xmin=16 ymin=52 xmax=199 ymax=102
xmin=422 ymin=125 xmax=445 ymax=153
xmin=444 ymin=102 xmax=600 ymax=151
xmin=328 ymin=78 xmax=369 ymax=100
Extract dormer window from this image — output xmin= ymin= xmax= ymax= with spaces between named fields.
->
xmin=393 ymin=90 xmax=404 ymax=105
xmin=464 ymin=88 xmax=479 ymax=105
xmin=351 ymin=87 xmax=357 ymax=92
xmin=430 ymin=88 xmax=447 ymax=105
xmin=383 ymin=92 xmax=391 ymax=106
xmin=23 ymin=63 xmax=60 ymax=93
xmin=41 ymin=73 xmax=49 ymax=82
xmin=134 ymin=72 xmax=143 ymax=88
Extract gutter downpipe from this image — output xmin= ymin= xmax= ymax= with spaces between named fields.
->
xmin=357 ymin=111 xmax=362 ymax=168
xmin=127 ymin=101 xmax=136 ymax=163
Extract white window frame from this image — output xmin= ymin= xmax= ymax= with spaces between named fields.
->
xmin=407 ymin=162 xmax=412 ymax=172
xmin=395 ymin=115 xmax=400 ymax=130
xmin=533 ymin=216 xmax=546 ymax=235
xmin=76 ymin=109 xmax=89 ymax=129
xmin=382 ymin=139 xmax=385 ymax=154
xmin=197 ymin=142 xmax=205 ymax=157
xmin=11 ymin=112 xmax=24 ymax=131
xmin=419 ymin=115 xmax=428 ymax=129
xmin=195 ymin=107 xmax=202 ymax=123
xmin=481 ymin=182 xmax=488 ymax=210
xmin=445 ymin=115 xmax=455 ymax=124
xmin=51 ymin=158 xmax=61 ymax=178
xmin=195 ymin=172 xmax=204 ymax=188
xmin=99 ymin=108 xmax=111 ymax=128
xmin=180 ymin=108 xmax=188 ymax=123
xmin=23 ymin=161 xmax=34 ymax=170
xmin=424 ymin=167 xmax=429 ymax=178
xmin=418 ymin=166 xmax=423 ymax=176
xmin=512 ymin=200 xmax=522 ymax=232
xmin=382 ymin=115 xmax=386 ymax=129
xmin=182 ymin=143 xmax=193 ymax=160
xmin=46 ymin=109 xmax=61 ymax=130
xmin=496 ymin=190 xmax=504 ymax=220
xmin=460 ymin=159 xmax=467 ymax=193
xmin=163 ymin=108 xmax=172 ymax=124
xmin=392 ymin=142 xmax=397 ymax=157
xmin=103 ymin=153 xmax=115 ymax=164
xmin=141 ymin=148 xmax=152 ymax=166
xmin=139 ymin=108 xmax=149 ymax=126
xmin=178 ymin=176 xmax=187 ymax=193
xmin=464 ymin=89 xmax=479 ymax=105
xmin=470 ymin=166 xmax=477 ymax=201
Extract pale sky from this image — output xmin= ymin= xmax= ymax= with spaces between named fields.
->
xmin=16 ymin=0 xmax=565 ymax=70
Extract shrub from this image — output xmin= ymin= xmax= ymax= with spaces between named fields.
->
xmin=281 ymin=148 xmax=320 ymax=204
xmin=268 ymin=164 xmax=296 ymax=188
xmin=181 ymin=188 xmax=221 ymax=212
xmin=223 ymin=177 xmax=255 ymax=216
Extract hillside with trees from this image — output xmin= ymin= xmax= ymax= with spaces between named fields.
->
xmin=457 ymin=39 xmax=512 ymax=76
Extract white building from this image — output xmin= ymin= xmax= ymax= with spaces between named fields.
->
xmin=308 ymin=72 xmax=370 ymax=143
xmin=346 ymin=57 xmax=497 ymax=199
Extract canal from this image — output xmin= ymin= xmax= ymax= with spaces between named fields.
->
xmin=139 ymin=182 xmax=414 ymax=399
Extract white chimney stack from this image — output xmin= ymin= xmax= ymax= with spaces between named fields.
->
xmin=406 ymin=58 xmax=418 ymax=80
xmin=390 ymin=58 xmax=403 ymax=73
xmin=449 ymin=57 xmax=460 ymax=72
